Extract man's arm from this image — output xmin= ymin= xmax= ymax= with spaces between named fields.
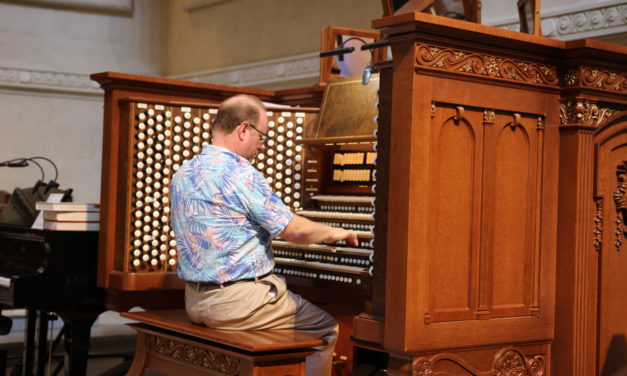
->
xmin=279 ymin=214 xmax=359 ymax=246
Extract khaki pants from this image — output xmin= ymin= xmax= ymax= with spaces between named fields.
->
xmin=185 ymin=273 xmax=338 ymax=376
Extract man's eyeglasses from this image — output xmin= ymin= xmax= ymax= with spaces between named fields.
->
xmin=247 ymin=122 xmax=268 ymax=144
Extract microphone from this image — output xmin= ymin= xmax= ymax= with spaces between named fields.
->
xmin=362 ymin=64 xmax=373 ymax=85
xmin=0 ymin=160 xmax=29 ymax=167
xmin=319 ymin=46 xmax=355 ymax=58
xmin=360 ymin=39 xmax=391 ymax=51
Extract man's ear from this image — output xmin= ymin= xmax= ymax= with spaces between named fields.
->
xmin=236 ymin=122 xmax=248 ymax=141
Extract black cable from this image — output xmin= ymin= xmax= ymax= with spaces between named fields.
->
xmin=27 ymin=156 xmax=58 ymax=182
xmin=0 ymin=157 xmax=45 ymax=181
xmin=27 ymin=159 xmax=45 ymax=182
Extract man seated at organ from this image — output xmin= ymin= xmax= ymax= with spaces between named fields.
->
xmin=169 ymin=94 xmax=358 ymax=376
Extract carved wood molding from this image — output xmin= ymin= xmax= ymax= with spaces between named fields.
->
xmin=411 ymin=347 xmax=545 ymax=376
xmin=613 ymin=162 xmax=627 ymax=251
xmin=559 ymin=99 xmax=616 ymax=128
xmin=145 ymin=333 xmax=240 ymax=375
xmin=415 ymin=44 xmax=559 ymax=87
xmin=563 ymin=66 xmax=626 ymax=93
xmin=594 ymin=198 xmax=603 ymax=251
xmin=483 ymin=109 xmax=496 ymax=124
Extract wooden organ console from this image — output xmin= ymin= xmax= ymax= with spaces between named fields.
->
xmin=349 ymin=11 xmax=626 ymax=376
xmin=92 ymin=12 xmax=626 ymax=375
xmin=91 ymin=72 xmax=375 ymax=371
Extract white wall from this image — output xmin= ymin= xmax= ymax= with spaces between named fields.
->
xmin=0 ymin=0 xmax=166 ymax=202
xmin=0 ymin=0 xmax=624 ymax=203
xmin=0 ymin=90 xmax=103 ymax=202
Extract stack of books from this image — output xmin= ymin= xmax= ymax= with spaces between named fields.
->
xmin=35 ymin=202 xmax=100 ymax=231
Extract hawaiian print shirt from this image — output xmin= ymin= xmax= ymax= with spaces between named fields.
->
xmin=170 ymin=144 xmax=293 ymax=283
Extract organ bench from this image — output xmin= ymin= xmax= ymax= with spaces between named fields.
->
xmin=121 ymin=309 xmax=323 ymax=376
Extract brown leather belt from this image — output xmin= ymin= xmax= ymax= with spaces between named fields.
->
xmin=186 ymin=271 xmax=272 ymax=289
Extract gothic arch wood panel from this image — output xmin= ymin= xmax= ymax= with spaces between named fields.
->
xmin=490 ymin=115 xmax=537 ymax=318
xmin=593 ymin=113 xmax=627 ymax=374
xmin=427 ymin=106 xmax=483 ymax=323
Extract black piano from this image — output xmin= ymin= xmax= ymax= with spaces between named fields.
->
xmin=0 ymin=223 xmax=105 ymax=376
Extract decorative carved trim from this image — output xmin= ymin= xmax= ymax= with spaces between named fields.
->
xmin=613 ymin=162 xmax=627 ymax=251
xmin=508 ymin=113 xmax=522 ymax=130
xmin=594 ymin=198 xmax=603 ymax=251
xmin=563 ymin=66 xmax=626 ymax=93
xmin=410 ymin=347 xmax=545 ymax=376
xmin=559 ymin=99 xmax=616 ymax=128
xmin=171 ymin=52 xmax=319 ymax=88
xmin=526 ymin=355 xmax=546 ymax=376
xmin=415 ymin=44 xmax=559 ymax=86
xmin=145 ymin=333 xmax=240 ymax=375
xmin=494 ymin=350 xmax=527 ymax=375
xmin=412 ymin=359 xmax=433 ymax=375
xmin=493 ymin=3 xmax=627 ymax=40
xmin=483 ymin=109 xmax=496 ymax=123
xmin=0 ymin=66 xmax=102 ymax=95
xmin=494 ymin=348 xmax=546 ymax=376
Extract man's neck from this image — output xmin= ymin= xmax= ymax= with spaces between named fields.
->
xmin=212 ymin=135 xmax=247 ymax=159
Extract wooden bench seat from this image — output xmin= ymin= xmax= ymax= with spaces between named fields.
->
xmin=121 ymin=309 xmax=324 ymax=376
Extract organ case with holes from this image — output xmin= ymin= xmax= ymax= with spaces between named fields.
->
xmin=91 ymin=72 xmax=324 ymax=308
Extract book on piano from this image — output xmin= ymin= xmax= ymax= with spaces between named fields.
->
xmin=43 ymin=211 xmax=100 ymax=222
xmin=35 ymin=202 xmax=99 ymax=212
xmin=42 ymin=220 xmax=99 ymax=231
xmin=35 ymin=202 xmax=100 ymax=231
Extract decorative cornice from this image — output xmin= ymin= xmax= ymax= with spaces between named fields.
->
xmin=564 ymin=66 xmax=626 ymax=93
xmin=494 ymin=3 xmax=627 ymax=40
xmin=0 ymin=66 xmax=102 ymax=95
xmin=559 ymin=99 xmax=616 ymax=128
xmin=415 ymin=43 xmax=559 ymax=87
xmin=145 ymin=333 xmax=240 ymax=374
xmin=170 ymin=52 xmax=320 ymax=88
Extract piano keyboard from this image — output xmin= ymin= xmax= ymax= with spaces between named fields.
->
xmin=275 ymin=257 xmax=368 ymax=275
xmin=272 ymin=240 xmax=373 ymax=257
xmin=297 ymin=210 xmax=374 ymax=221
xmin=272 ymin=182 xmax=376 ymax=289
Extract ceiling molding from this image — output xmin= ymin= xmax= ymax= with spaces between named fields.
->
xmin=170 ymin=51 xmax=320 ymax=88
xmin=181 ymin=0 xmax=231 ymax=12
xmin=491 ymin=2 xmax=626 ymax=41
xmin=0 ymin=66 xmax=102 ymax=95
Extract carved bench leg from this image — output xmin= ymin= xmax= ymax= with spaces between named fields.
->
xmin=125 ymin=332 xmax=147 ymax=376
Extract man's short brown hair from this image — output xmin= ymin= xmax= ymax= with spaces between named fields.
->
xmin=212 ymin=94 xmax=265 ymax=134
